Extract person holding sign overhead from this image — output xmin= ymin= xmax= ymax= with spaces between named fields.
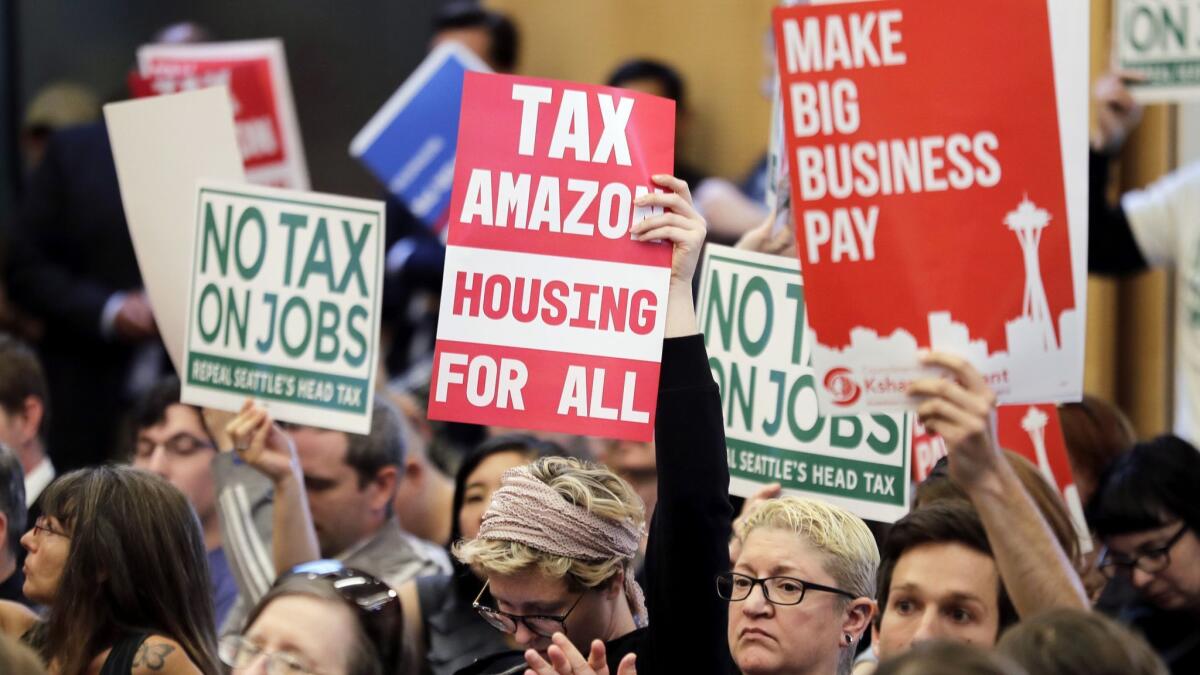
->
xmin=449 ymin=174 xmax=734 ymax=675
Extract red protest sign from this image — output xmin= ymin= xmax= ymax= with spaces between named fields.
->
xmin=135 ymin=39 xmax=309 ymax=189
xmin=774 ymin=1 xmax=1083 ymax=414
xmin=428 ymin=72 xmax=675 ymax=441
xmin=995 ymin=403 xmax=1075 ymax=496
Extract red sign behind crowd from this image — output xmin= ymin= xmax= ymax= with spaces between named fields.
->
xmin=911 ymin=403 xmax=1088 ymax=549
xmin=774 ymin=1 xmax=1081 ymax=413
xmin=132 ymin=39 xmax=309 ymax=189
xmin=428 ymin=72 xmax=676 ymax=441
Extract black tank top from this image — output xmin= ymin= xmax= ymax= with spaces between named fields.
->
xmin=98 ymin=632 xmax=149 ymax=675
xmin=20 ymin=625 xmax=150 ymax=675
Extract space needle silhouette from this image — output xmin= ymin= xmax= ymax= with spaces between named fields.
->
xmin=1006 ymin=197 xmax=1058 ymax=352
xmin=1020 ymin=406 xmax=1056 ymax=486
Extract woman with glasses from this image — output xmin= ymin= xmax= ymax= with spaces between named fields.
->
xmin=725 ymin=496 xmax=877 ymax=675
xmin=1088 ymin=434 xmax=1200 ymax=674
xmin=525 ymin=496 xmax=877 ymax=675
xmin=0 ymin=466 xmax=219 ymax=674
xmin=221 ymin=560 xmax=401 ymax=675
xmin=396 ymin=435 xmax=568 ymax=675
xmin=451 ymin=175 xmax=735 ymax=675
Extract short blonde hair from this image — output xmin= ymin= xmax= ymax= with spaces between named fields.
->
xmin=736 ymin=496 xmax=879 ymax=600
xmin=452 ymin=457 xmax=645 ymax=590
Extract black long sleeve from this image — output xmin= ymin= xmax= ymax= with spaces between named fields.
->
xmin=628 ymin=333 xmax=735 ymax=674
xmin=1089 ymin=150 xmax=1150 ymax=276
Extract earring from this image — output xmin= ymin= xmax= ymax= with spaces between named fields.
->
xmin=844 ymin=633 xmax=855 ymax=646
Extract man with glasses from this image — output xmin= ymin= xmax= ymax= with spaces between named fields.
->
xmin=1089 ymin=435 xmax=1200 ymax=674
xmin=129 ymin=375 xmax=237 ymax=628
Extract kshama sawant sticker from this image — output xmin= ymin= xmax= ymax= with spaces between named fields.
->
xmin=774 ymin=0 xmax=1085 ymax=414
xmin=427 ymin=72 xmax=676 ymax=441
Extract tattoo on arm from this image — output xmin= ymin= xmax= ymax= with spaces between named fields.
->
xmin=132 ymin=643 xmax=176 ymax=671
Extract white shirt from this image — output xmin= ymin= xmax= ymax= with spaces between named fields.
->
xmin=1123 ymin=161 xmax=1200 ymax=443
xmin=24 ymin=456 xmax=55 ymax=506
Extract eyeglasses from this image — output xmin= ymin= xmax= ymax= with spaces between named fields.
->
xmin=287 ymin=560 xmax=400 ymax=614
xmin=1098 ymin=523 xmax=1190 ymax=579
xmin=282 ymin=560 xmax=402 ymax=668
xmin=716 ymin=572 xmax=857 ymax=606
xmin=134 ymin=433 xmax=215 ymax=459
xmin=30 ymin=520 xmax=70 ymax=541
xmin=472 ymin=579 xmax=586 ymax=637
xmin=219 ymin=634 xmax=321 ymax=675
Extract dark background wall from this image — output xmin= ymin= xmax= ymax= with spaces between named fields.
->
xmin=6 ymin=0 xmax=443 ymax=210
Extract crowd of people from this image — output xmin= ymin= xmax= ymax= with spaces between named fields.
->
xmin=0 ymin=2 xmax=1198 ymax=675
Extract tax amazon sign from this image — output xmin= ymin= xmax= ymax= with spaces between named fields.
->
xmin=182 ymin=181 xmax=384 ymax=434
xmin=428 ymin=72 xmax=676 ymax=441
xmin=697 ymin=245 xmax=910 ymax=522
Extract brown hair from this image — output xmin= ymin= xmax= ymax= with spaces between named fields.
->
xmin=0 ymin=334 xmax=48 ymax=431
xmin=996 ymin=608 xmax=1167 ymax=675
xmin=243 ymin=575 xmax=387 ymax=675
xmin=1058 ymin=396 xmax=1136 ymax=504
xmin=915 ymin=450 xmax=1081 ymax=569
xmin=876 ymin=502 xmax=1018 ymax=634
xmin=875 ymin=640 xmax=1027 ymax=675
xmin=31 ymin=466 xmax=219 ymax=675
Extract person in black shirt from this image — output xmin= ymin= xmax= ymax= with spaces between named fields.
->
xmin=451 ymin=174 xmax=734 ymax=675
xmin=1088 ymin=436 xmax=1200 ymax=675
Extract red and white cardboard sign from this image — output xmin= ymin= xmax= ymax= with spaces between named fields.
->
xmin=774 ymin=1 xmax=1086 ymax=414
xmin=133 ymin=39 xmax=309 ymax=189
xmin=997 ymin=404 xmax=1091 ymax=551
xmin=911 ymin=403 xmax=1091 ymax=551
xmin=427 ymin=72 xmax=675 ymax=441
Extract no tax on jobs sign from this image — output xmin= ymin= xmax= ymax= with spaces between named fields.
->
xmin=428 ymin=72 xmax=676 ymax=441
xmin=698 ymin=245 xmax=910 ymax=522
xmin=182 ymin=181 xmax=384 ymax=434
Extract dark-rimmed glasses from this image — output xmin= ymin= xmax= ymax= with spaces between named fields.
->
xmin=716 ymin=572 xmax=857 ymax=606
xmin=1098 ymin=523 xmax=1190 ymax=579
xmin=473 ymin=579 xmax=585 ymax=637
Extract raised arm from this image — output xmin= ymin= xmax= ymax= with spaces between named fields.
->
xmin=908 ymin=353 xmax=1088 ymax=615
xmin=225 ymin=403 xmax=320 ymax=575
xmin=1089 ymin=71 xmax=1150 ymax=276
xmin=628 ymin=175 xmax=735 ymax=673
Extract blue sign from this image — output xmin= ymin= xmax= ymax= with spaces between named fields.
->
xmin=350 ymin=43 xmax=489 ymax=228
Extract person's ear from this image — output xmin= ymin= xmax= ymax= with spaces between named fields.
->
xmin=840 ymin=597 xmax=876 ymax=645
xmin=18 ymin=395 xmax=45 ymax=446
xmin=604 ymin=567 xmax=627 ymax=599
xmin=370 ymin=466 xmax=400 ymax=511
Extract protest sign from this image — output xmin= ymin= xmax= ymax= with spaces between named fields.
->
xmin=698 ymin=245 xmax=910 ymax=522
xmin=135 ymin=39 xmax=309 ymax=189
xmin=350 ymin=42 xmax=490 ymax=230
xmin=995 ymin=403 xmax=1091 ymax=549
xmin=427 ymin=72 xmax=675 ymax=442
xmin=105 ymin=87 xmax=246 ymax=372
xmin=774 ymin=0 xmax=1086 ymax=414
xmin=1115 ymin=0 xmax=1200 ymax=102
xmin=182 ymin=180 xmax=384 ymax=434
xmin=909 ymin=402 xmax=1091 ymax=550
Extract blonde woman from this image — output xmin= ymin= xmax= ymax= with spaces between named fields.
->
xmin=452 ymin=175 xmax=733 ymax=675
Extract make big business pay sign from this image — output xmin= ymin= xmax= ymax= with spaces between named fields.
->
xmin=428 ymin=73 xmax=675 ymax=441
xmin=776 ymin=0 xmax=1086 ymax=414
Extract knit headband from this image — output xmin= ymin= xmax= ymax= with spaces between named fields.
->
xmin=478 ymin=465 xmax=648 ymax=625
